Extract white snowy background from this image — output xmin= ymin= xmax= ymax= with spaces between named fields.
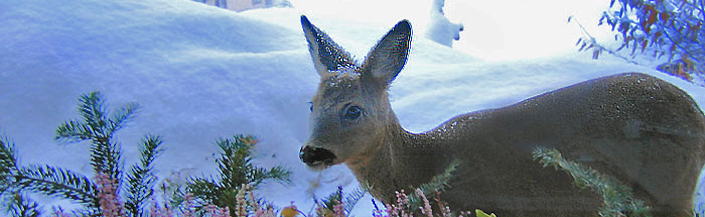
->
xmin=1 ymin=0 xmax=704 ymax=215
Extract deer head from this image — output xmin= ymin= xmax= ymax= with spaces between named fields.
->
xmin=298 ymin=16 xmax=412 ymax=170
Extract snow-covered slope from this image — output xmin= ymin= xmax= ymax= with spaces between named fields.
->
xmin=1 ymin=0 xmax=704 ymax=215
xmin=1 ymin=0 xmax=323 ymax=210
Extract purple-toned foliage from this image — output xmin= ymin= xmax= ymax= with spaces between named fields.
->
xmin=576 ymin=0 xmax=704 ymax=82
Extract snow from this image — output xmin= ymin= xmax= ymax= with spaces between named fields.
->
xmin=442 ymin=0 xmax=615 ymax=61
xmin=1 ymin=0 xmax=704 ymax=215
xmin=424 ymin=0 xmax=464 ymax=47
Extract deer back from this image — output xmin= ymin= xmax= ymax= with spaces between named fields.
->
xmin=423 ymin=73 xmax=705 ymax=217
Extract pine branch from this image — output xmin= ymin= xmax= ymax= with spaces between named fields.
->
xmin=407 ymin=160 xmax=459 ymax=209
xmin=0 ymin=137 xmax=19 ymax=176
xmin=6 ymin=193 xmax=40 ymax=217
xmin=88 ymin=140 xmax=123 ymax=182
xmin=107 ymin=102 xmax=138 ymax=137
xmin=0 ymin=92 xmax=162 ymax=216
xmin=0 ymin=140 xmax=17 ymax=198
xmin=124 ymin=135 xmax=163 ymax=217
xmin=213 ymin=136 xmax=247 ymax=189
xmin=55 ymin=120 xmax=92 ymax=144
xmin=0 ymin=135 xmax=99 ymax=215
xmin=56 ymin=91 xmax=129 ymax=188
xmin=220 ymin=135 xmax=291 ymax=189
xmin=10 ymin=165 xmax=99 ymax=208
xmin=248 ymin=166 xmax=292 ymax=187
xmin=216 ymin=137 xmax=249 ymax=190
xmin=409 ymin=160 xmax=460 ymax=205
xmin=187 ymin=177 xmax=223 ymax=205
xmin=215 ymin=135 xmax=291 ymax=190
xmin=78 ymin=92 xmax=109 ymax=139
xmin=532 ymin=147 xmax=652 ymax=217
xmin=187 ymin=135 xmax=292 ymax=213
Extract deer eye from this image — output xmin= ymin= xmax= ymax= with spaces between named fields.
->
xmin=344 ymin=105 xmax=362 ymax=120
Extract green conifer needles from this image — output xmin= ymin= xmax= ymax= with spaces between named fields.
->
xmin=125 ymin=135 xmax=164 ymax=216
xmin=1 ymin=91 xmax=161 ymax=216
xmin=186 ymin=135 xmax=291 ymax=215
xmin=408 ymin=160 xmax=460 ymax=209
xmin=532 ymin=147 xmax=651 ymax=217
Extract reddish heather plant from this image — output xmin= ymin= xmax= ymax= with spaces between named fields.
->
xmin=248 ymin=189 xmax=276 ymax=217
xmin=317 ymin=199 xmax=346 ymax=217
xmin=146 ymin=191 xmax=232 ymax=217
xmin=332 ymin=200 xmax=345 ymax=217
xmin=182 ymin=193 xmax=197 ymax=217
xmin=416 ymin=189 xmax=433 ymax=217
xmin=386 ymin=190 xmax=411 ymax=217
xmin=149 ymin=195 xmax=175 ymax=217
xmin=372 ymin=188 xmax=469 ymax=217
xmin=235 ymin=185 xmax=249 ymax=217
xmin=95 ymin=173 xmax=125 ymax=217
xmin=204 ymin=204 xmax=231 ymax=217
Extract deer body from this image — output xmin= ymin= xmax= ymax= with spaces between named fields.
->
xmin=298 ymin=16 xmax=705 ymax=217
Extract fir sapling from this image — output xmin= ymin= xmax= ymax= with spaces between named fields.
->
xmin=0 ymin=91 xmax=162 ymax=216
xmin=186 ymin=135 xmax=291 ymax=216
xmin=125 ymin=135 xmax=164 ymax=216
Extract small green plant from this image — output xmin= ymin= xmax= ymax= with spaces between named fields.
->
xmin=313 ymin=186 xmax=367 ymax=217
xmin=367 ymin=160 xmax=465 ymax=217
xmin=0 ymin=91 xmax=163 ymax=216
xmin=474 ymin=209 xmax=496 ymax=217
xmin=315 ymin=186 xmax=346 ymax=217
xmin=408 ymin=160 xmax=459 ymax=209
xmin=370 ymin=187 xmax=472 ymax=217
xmin=367 ymin=159 xmax=459 ymax=214
xmin=185 ymin=135 xmax=291 ymax=216
xmin=532 ymin=147 xmax=651 ymax=217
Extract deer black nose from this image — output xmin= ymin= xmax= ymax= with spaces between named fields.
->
xmin=299 ymin=146 xmax=336 ymax=167
xmin=300 ymin=146 xmax=317 ymax=165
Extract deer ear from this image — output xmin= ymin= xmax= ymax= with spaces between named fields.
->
xmin=361 ymin=20 xmax=412 ymax=85
xmin=301 ymin=15 xmax=357 ymax=76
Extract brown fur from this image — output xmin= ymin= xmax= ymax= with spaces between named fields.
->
xmin=298 ymin=15 xmax=705 ymax=217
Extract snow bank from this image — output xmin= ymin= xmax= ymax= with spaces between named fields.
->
xmin=1 ymin=0 xmax=704 ymax=215
xmin=1 ymin=0 xmax=321 ymax=210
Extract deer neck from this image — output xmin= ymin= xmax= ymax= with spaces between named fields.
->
xmin=346 ymin=113 xmax=450 ymax=202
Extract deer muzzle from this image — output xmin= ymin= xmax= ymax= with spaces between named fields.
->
xmin=299 ymin=145 xmax=337 ymax=168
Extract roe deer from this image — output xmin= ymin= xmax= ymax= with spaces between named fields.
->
xmin=297 ymin=15 xmax=705 ymax=217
